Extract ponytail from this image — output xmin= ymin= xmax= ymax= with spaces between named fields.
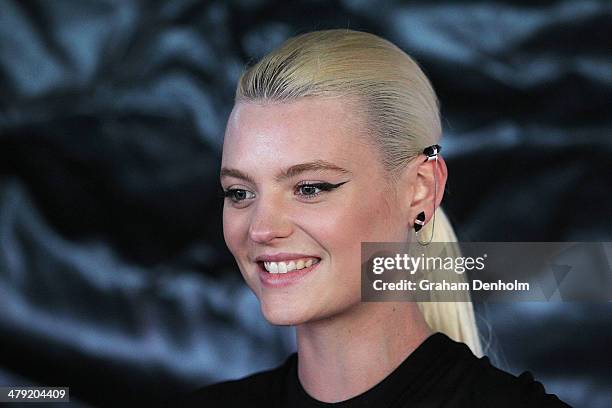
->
xmin=416 ymin=206 xmax=484 ymax=356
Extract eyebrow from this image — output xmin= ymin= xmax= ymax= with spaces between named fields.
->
xmin=220 ymin=160 xmax=352 ymax=184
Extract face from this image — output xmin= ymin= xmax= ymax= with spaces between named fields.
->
xmin=220 ymin=97 xmax=414 ymax=325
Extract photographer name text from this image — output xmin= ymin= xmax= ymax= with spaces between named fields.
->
xmin=372 ymin=279 xmax=530 ymax=292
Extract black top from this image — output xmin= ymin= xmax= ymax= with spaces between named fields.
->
xmin=170 ymin=332 xmax=572 ymax=407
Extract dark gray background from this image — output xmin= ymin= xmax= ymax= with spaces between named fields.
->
xmin=0 ymin=0 xmax=610 ymax=407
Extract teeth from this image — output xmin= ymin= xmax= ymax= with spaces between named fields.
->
xmin=263 ymin=257 xmax=319 ymax=274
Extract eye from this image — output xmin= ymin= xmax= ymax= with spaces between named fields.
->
xmin=296 ymin=183 xmax=324 ymax=199
xmin=223 ymin=188 xmax=255 ymax=203
xmin=296 ymin=181 xmax=349 ymax=200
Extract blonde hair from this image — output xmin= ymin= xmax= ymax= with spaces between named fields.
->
xmin=235 ymin=29 xmax=483 ymax=356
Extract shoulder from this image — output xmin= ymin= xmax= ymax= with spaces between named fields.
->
xmin=470 ymin=360 xmax=572 ymax=407
xmin=166 ymin=353 xmax=295 ymax=408
xmin=437 ymin=334 xmax=572 ymax=407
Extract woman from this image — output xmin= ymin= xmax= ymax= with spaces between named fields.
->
xmin=174 ymin=29 xmax=570 ymax=407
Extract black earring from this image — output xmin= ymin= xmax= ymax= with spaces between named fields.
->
xmin=414 ymin=211 xmax=426 ymax=232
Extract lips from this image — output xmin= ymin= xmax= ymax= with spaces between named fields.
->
xmin=256 ymin=257 xmax=321 ymax=288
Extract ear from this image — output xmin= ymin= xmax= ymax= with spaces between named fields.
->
xmin=408 ymin=155 xmax=448 ymax=226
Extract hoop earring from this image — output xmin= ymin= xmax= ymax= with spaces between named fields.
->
xmin=415 ymin=144 xmax=440 ymax=246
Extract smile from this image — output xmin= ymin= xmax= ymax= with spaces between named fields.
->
xmin=263 ymin=257 xmax=320 ymax=273
xmin=257 ymin=258 xmax=322 ymax=288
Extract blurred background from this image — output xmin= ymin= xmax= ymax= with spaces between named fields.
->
xmin=0 ymin=0 xmax=610 ymax=406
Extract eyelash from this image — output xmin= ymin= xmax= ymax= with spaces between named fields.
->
xmin=222 ymin=181 xmax=347 ymax=204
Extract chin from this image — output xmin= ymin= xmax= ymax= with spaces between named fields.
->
xmin=260 ymin=301 xmax=312 ymax=326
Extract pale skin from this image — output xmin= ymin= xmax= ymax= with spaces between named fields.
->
xmin=220 ymin=96 xmax=448 ymax=403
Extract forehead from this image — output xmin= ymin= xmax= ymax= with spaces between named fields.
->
xmin=223 ymin=98 xmax=371 ymax=165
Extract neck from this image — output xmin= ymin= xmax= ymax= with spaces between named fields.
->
xmin=295 ymin=302 xmax=432 ymax=403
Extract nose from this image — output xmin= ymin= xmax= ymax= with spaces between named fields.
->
xmin=248 ymin=199 xmax=293 ymax=244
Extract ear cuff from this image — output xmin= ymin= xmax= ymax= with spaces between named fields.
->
xmin=414 ymin=144 xmax=441 ymax=245
xmin=423 ymin=144 xmax=441 ymax=162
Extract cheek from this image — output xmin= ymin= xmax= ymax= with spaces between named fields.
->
xmin=222 ymin=209 xmax=258 ymax=289
xmin=222 ymin=208 xmax=246 ymax=256
xmin=335 ymin=193 xmax=396 ymax=242
xmin=307 ymin=191 xmax=395 ymax=257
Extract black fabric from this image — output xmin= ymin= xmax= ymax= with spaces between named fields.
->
xmin=171 ymin=332 xmax=571 ymax=407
